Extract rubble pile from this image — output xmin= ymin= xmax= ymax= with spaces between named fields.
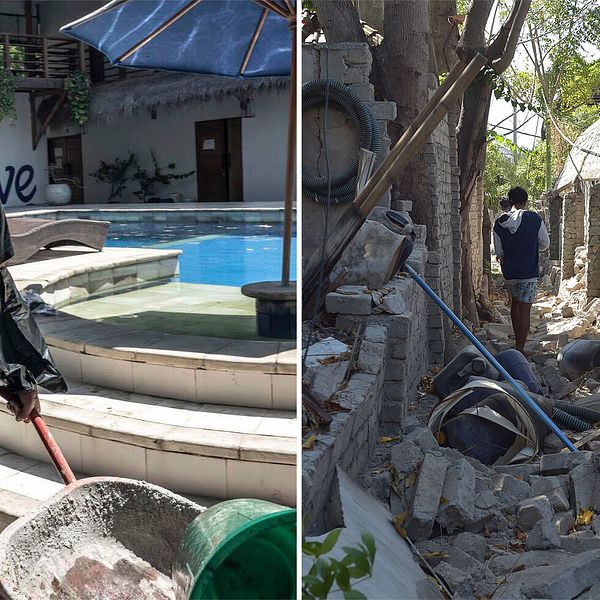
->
xmin=373 ymin=425 xmax=600 ymax=600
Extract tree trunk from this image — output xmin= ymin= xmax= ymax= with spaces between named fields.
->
xmin=312 ymin=0 xmax=367 ymax=44
xmin=376 ymin=1 xmax=431 ymax=231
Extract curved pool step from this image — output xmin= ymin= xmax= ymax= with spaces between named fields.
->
xmin=0 ymin=382 xmax=296 ymax=506
xmin=35 ymin=312 xmax=295 ymax=410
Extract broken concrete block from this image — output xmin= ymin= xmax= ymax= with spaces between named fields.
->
xmin=531 ymin=476 xmax=571 ymax=512
xmin=372 ymin=288 xmax=407 ymax=315
xmin=404 ymin=427 xmax=439 ymax=453
xmin=540 ymin=451 xmax=593 ymax=475
xmin=326 ymin=289 xmax=372 ymax=315
xmin=309 ymin=361 xmax=349 ymax=402
xmin=474 ymin=490 xmax=498 ymax=511
xmin=577 ymin=583 xmax=600 ymax=599
xmin=406 ymin=452 xmax=451 ymax=541
xmin=492 ymin=473 xmax=531 ymax=507
xmin=553 ymin=511 xmax=575 ymax=535
xmin=516 ymin=495 xmax=554 ymax=530
xmin=437 ymin=458 xmax=476 ymax=533
xmin=541 ymin=365 xmax=570 ymax=395
xmin=329 ymin=218 xmax=407 ymax=289
xmin=569 ymin=459 xmax=600 ymax=513
xmin=544 ymin=433 xmax=567 ymax=454
xmin=495 ymin=463 xmax=540 ymax=480
xmin=357 ymin=339 xmax=386 ymax=374
xmin=390 ymin=440 xmax=423 ymax=475
xmin=497 ymin=549 xmax=600 ymax=599
xmin=560 ymin=531 xmax=600 ymax=554
xmin=434 ymin=562 xmax=474 ymax=598
xmin=454 ymin=532 xmax=487 ymax=563
xmin=489 ymin=549 xmax=568 ymax=576
xmin=526 ymin=519 xmax=561 ymax=550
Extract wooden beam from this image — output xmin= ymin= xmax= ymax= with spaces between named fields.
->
xmin=302 ymin=52 xmax=489 ymax=310
xmin=33 ymin=91 xmax=66 ymax=150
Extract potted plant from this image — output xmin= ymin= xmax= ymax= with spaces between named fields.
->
xmin=44 ymin=164 xmax=79 ymax=206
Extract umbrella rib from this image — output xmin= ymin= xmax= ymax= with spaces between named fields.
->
xmin=116 ymin=0 xmax=204 ymax=63
xmin=252 ymin=0 xmax=291 ymax=19
xmin=239 ymin=8 xmax=268 ymax=76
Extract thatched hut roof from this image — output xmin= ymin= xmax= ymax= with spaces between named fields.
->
xmin=554 ymin=117 xmax=600 ymax=192
xmin=51 ymin=71 xmax=289 ymax=126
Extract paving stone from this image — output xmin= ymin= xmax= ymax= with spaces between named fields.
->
xmin=530 ymin=476 xmax=571 ymax=512
xmin=454 ymin=532 xmax=487 ymax=563
xmin=325 ymin=290 xmax=372 ymax=315
xmin=434 ymin=561 xmax=474 ymax=597
xmin=569 ymin=458 xmax=600 ymax=512
xmin=517 ymin=495 xmax=554 ymax=530
xmin=540 ymin=451 xmax=593 ymax=475
xmin=406 ymin=452 xmax=451 ymax=541
xmin=495 ymin=463 xmax=540 ymax=480
xmin=526 ymin=519 xmax=561 ymax=550
xmin=390 ymin=440 xmax=423 ymax=475
xmin=437 ymin=458 xmax=476 ymax=534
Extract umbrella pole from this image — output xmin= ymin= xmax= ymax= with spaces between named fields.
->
xmin=281 ymin=17 xmax=296 ymax=286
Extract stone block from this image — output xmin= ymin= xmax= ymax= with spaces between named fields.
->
xmin=437 ymin=458 xmax=476 ymax=533
xmin=454 ymin=532 xmax=487 ymax=563
xmin=526 ymin=519 xmax=561 ymax=550
xmin=404 ymin=427 xmax=438 ymax=452
xmin=357 ymin=339 xmax=386 ymax=374
xmin=560 ymin=531 xmax=600 ymax=554
xmin=325 ymin=290 xmax=372 ymax=315
xmin=492 ymin=473 xmax=531 ymax=507
xmin=531 ymin=476 xmax=571 ymax=512
xmin=406 ymin=452 xmax=450 ymax=541
xmin=553 ymin=511 xmax=575 ymax=535
xmin=540 ymin=451 xmax=593 ymax=475
xmin=516 ymin=495 xmax=554 ymax=530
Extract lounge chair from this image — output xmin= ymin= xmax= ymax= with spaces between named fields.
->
xmin=4 ymin=217 xmax=110 ymax=266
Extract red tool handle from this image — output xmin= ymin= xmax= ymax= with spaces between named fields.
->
xmin=29 ymin=409 xmax=76 ymax=485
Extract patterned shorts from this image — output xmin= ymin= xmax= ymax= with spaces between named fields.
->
xmin=505 ymin=281 xmax=537 ymax=304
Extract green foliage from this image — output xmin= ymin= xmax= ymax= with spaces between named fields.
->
xmin=65 ymin=72 xmax=91 ymax=126
xmin=131 ymin=150 xmax=195 ymax=201
xmin=0 ymin=67 xmax=16 ymax=124
xmin=90 ymin=153 xmax=137 ymax=202
xmin=302 ymin=530 xmax=376 ymax=600
xmin=484 ymin=133 xmax=546 ymax=209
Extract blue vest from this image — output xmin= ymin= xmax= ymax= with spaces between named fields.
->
xmin=494 ymin=211 xmax=542 ymax=280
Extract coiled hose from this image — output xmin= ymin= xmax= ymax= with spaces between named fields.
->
xmin=302 ymin=79 xmax=381 ymax=204
xmin=553 ymin=408 xmax=592 ymax=432
xmin=555 ymin=401 xmax=600 ymax=423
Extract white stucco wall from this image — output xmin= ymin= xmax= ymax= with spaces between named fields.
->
xmin=49 ymin=88 xmax=289 ymax=204
xmin=0 ymin=94 xmax=48 ymax=207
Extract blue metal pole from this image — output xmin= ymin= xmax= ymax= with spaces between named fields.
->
xmin=404 ymin=264 xmax=577 ymax=452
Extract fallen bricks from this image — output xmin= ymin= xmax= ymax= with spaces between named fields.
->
xmin=388 ymin=425 xmax=600 ymax=599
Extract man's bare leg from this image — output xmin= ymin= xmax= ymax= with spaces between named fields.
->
xmin=514 ymin=300 xmax=532 ymax=354
xmin=510 ymin=296 xmax=520 ymax=344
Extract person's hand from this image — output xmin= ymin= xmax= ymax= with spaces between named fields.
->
xmin=7 ymin=388 xmax=40 ymax=423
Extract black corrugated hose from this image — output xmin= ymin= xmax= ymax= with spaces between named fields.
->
xmin=302 ymin=79 xmax=381 ymax=204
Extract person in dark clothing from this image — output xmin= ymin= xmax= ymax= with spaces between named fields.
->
xmin=493 ymin=187 xmax=549 ymax=355
xmin=0 ymin=208 xmax=66 ymax=422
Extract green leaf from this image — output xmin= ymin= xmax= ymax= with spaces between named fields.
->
xmin=320 ymin=528 xmax=342 ymax=555
xmin=361 ymin=533 xmax=376 ymax=560
xmin=343 ymin=591 xmax=367 ymax=600
xmin=494 ymin=88 xmax=502 ymax=99
xmin=335 ymin=563 xmax=351 ymax=591
xmin=303 ymin=541 xmax=323 ymax=557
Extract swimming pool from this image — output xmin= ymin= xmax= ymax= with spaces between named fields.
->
xmin=105 ymin=222 xmax=297 ymax=287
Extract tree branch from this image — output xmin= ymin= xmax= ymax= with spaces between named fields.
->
xmin=490 ymin=0 xmax=532 ymax=73
xmin=457 ymin=0 xmax=495 ymax=60
xmin=312 ymin=0 xmax=367 ymax=44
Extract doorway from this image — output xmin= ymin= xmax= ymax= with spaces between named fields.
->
xmin=47 ymin=135 xmax=84 ymax=203
xmin=195 ymin=119 xmax=243 ymax=202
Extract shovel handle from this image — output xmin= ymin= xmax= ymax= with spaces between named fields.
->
xmin=30 ymin=409 xmax=76 ymax=485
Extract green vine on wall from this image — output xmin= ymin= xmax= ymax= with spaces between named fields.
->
xmin=0 ymin=67 xmax=16 ymax=124
xmin=65 ymin=71 xmax=91 ymax=126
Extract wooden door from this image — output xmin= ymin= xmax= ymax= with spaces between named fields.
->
xmin=48 ymin=135 xmax=84 ymax=203
xmin=195 ymin=119 xmax=243 ymax=202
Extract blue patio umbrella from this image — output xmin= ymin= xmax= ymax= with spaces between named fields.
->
xmin=61 ymin=0 xmax=296 ymax=285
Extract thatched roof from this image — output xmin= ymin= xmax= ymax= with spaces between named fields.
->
xmin=53 ymin=71 xmax=289 ymax=126
xmin=554 ymin=117 xmax=600 ymax=192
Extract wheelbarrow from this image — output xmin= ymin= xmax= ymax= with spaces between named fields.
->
xmin=0 ymin=407 xmax=296 ymax=599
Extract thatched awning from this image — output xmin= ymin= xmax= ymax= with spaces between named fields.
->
xmin=67 ymin=71 xmax=289 ymax=125
xmin=555 ymin=118 xmax=600 ymax=192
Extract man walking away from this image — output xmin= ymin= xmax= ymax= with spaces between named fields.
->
xmin=493 ymin=186 xmax=549 ymax=355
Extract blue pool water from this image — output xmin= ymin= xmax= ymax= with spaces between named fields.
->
xmin=106 ymin=222 xmax=297 ymax=287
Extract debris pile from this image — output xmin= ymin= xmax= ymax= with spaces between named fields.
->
xmin=377 ymin=425 xmax=600 ymax=599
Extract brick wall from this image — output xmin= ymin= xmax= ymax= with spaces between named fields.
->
xmin=586 ymin=183 xmax=600 ymax=299
xmin=561 ymin=190 xmax=585 ymax=281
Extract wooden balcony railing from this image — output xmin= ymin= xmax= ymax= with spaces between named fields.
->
xmin=0 ymin=32 xmax=148 ymax=84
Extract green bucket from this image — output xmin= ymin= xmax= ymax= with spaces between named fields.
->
xmin=172 ymin=498 xmax=296 ymax=600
